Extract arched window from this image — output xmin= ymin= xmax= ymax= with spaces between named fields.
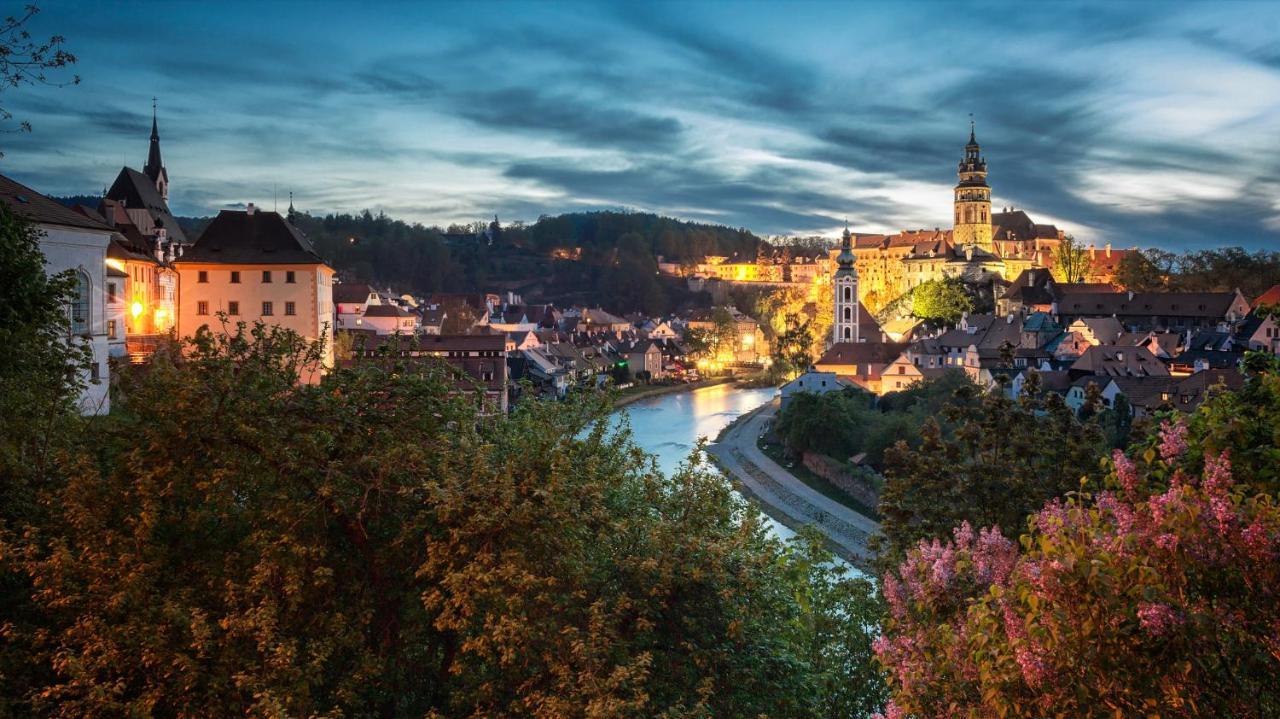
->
xmin=843 ymin=327 xmax=851 ymax=339
xmin=70 ymin=269 xmax=90 ymax=336
xmin=843 ymin=306 xmax=851 ymax=320
xmin=843 ymin=286 xmax=852 ymax=302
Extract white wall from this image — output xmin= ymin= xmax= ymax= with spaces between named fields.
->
xmin=39 ymin=224 xmax=113 ymax=415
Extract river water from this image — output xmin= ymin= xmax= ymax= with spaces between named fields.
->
xmin=612 ymin=383 xmax=796 ymax=543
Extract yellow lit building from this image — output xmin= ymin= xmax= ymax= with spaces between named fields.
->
xmin=841 ymin=124 xmax=1067 ymax=306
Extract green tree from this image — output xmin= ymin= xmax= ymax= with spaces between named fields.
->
xmin=909 ymin=277 xmax=972 ymax=324
xmin=1051 ymin=234 xmax=1090 ymax=284
xmin=1114 ymin=248 xmax=1167 ymax=291
xmin=876 ymin=372 xmax=1105 ymax=569
xmin=7 ymin=324 xmax=887 ymax=716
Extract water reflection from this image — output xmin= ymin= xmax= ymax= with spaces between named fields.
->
xmin=613 ymin=384 xmax=794 ymax=542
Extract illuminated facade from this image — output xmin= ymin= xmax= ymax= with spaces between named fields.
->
xmin=832 ymin=226 xmax=860 ymax=343
xmin=843 ymin=125 xmax=1068 ymax=306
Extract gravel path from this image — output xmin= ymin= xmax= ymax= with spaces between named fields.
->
xmin=707 ymin=400 xmax=879 ymax=564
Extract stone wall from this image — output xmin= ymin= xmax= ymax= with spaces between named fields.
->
xmin=802 ymin=451 xmax=881 ymax=509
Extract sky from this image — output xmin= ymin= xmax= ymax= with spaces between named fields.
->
xmin=3 ymin=0 xmax=1280 ymax=251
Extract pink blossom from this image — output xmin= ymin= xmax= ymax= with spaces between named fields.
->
xmin=973 ymin=526 xmax=1016 ymax=586
xmin=872 ymin=701 xmax=906 ymax=719
xmin=952 ymin=520 xmax=975 ymax=549
xmin=1137 ymin=602 xmax=1182 ymax=637
xmin=1113 ymin=449 xmax=1139 ymax=493
xmin=1155 ymin=533 xmax=1179 ymax=551
xmin=1158 ymin=419 xmax=1188 ymax=463
xmin=882 ymin=575 xmax=906 ymax=619
xmin=1202 ymin=451 xmax=1233 ymax=492
xmin=1242 ymin=519 xmax=1274 ymax=562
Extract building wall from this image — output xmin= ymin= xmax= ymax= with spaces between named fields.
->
xmin=38 ymin=224 xmax=113 ymax=414
xmin=175 ymin=261 xmax=335 ymax=375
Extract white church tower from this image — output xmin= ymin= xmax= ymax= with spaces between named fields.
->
xmin=832 ymin=224 xmax=859 ymax=344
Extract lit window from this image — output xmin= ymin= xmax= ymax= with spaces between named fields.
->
xmin=107 ymin=319 xmax=117 ymax=339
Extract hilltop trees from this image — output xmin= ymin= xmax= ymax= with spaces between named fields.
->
xmin=1050 ymin=234 xmax=1090 ymax=284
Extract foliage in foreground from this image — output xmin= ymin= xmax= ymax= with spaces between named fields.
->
xmin=2 ymin=321 xmax=885 ymax=717
xmin=875 ymin=419 xmax=1280 ymax=718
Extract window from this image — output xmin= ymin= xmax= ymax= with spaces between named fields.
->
xmin=198 ymin=271 xmax=208 ymax=283
xmin=262 ymin=270 xmax=272 ymax=283
xmin=262 ymin=301 xmax=274 ymax=316
xmin=285 ymin=271 xmax=296 ymax=284
xmin=107 ymin=320 xmax=117 ymax=339
xmin=285 ymin=301 xmax=296 ymax=316
xmin=107 ymin=282 xmax=117 ymax=302
xmin=228 ymin=301 xmax=240 ymax=316
xmin=197 ymin=301 xmax=209 ymax=316
xmin=230 ymin=271 xmax=241 ymax=284
xmin=90 ymin=362 xmax=100 ymax=382
xmin=69 ymin=270 xmax=90 ymax=336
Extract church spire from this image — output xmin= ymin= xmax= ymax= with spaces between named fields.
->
xmin=143 ymin=97 xmax=170 ymax=203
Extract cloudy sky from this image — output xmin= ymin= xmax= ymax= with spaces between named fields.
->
xmin=4 ymin=1 xmax=1280 ymax=250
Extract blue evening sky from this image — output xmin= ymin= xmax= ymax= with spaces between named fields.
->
xmin=3 ymin=0 xmax=1279 ymax=250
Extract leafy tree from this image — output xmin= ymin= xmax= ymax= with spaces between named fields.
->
xmin=0 ymin=3 xmax=79 ymax=147
xmin=875 ymin=420 xmax=1280 ymax=718
xmin=5 ymin=323 xmax=887 ymax=717
xmin=772 ymin=313 xmax=815 ymax=378
xmin=909 ymin=276 xmax=973 ymax=325
xmin=1114 ymin=248 xmax=1167 ymax=291
xmin=1051 ymin=234 xmax=1090 ymax=284
xmin=876 ymin=372 xmax=1105 ymax=568
xmin=0 ymin=206 xmax=90 ymax=714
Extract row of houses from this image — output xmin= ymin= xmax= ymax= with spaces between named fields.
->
xmin=802 ymin=272 xmax=1278 ymax=419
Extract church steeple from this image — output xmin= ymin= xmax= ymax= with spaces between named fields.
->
xmin=143 ymin=98 xmax=169 ymax=203
xmin=832 ymin=219 xmax=859 ymax=344
xmin=953 ymin=116 xmax=992 ymax=252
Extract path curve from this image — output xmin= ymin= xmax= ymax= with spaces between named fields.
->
xmin=707 ymin=399 xmax=880 ymax=565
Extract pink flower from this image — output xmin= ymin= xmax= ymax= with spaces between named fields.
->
xmin=882 ymin=575 xmax=906 ymax=619
xmin=952 ymin=520 xmax=975 ymax=549
xmin=1113 ymin=449 xmax=1139 ymax=493
xmin=872 ymin=700 xmax=906 ymax=719
xmin=1203 ymin=451 xmax=1233 ymax=492
xmin=1158 ymin=419 xmax=1188 ymax=463
xmin=973 ymin=526 xmax=1016 ymax=586
xmin=1137 ymin=602 xmax=1182 ymax=637
xmin=1155 ymin=533 xmax=1179 ymax=551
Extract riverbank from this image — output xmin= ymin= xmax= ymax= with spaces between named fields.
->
xmin=612 ymin=376 xmax=736 ymax=409
xmin=706 ymin=400 xmax=880 ymax=569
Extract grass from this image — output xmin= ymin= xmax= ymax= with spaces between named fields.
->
xmin=757 ymin=438 xmax=882 ymax=521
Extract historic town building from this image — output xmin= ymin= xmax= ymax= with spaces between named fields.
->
xmin=832 ymin=225 xmax=860 ymax=343
xmin=844 ymin=124 xmax=1068 ymax=308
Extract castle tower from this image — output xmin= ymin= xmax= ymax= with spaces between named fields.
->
xmin=143 ymin=98 xmax=169 ymax=203
xmin=952 ymin=119 xmax=992 ymax=252
xmin=832 ymin=224 xmax=859 ymax=344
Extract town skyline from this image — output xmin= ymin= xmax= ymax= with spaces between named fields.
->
xmin=4 ymin=1 xmax=1280 ymax=250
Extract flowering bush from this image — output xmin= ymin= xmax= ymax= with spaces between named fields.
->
xmin=875 ymin=419 xmax=1280 ymax=718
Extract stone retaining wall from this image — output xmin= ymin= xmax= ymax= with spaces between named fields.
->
xmin=802 ymin=452 xmax=881 ymax=510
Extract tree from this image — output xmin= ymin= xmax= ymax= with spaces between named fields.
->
xmin=1114 ymin=248 xmax=1167 ymax=291
xmin=876 ymin=373 xmax=1105 ymax=569
xmin=875 ymin=419 xmax=1280 ymax=718
xmin=1051 ymin=234 xmax=1091 ymax=284
xmin=3 ymin=320 xmax=889 ymax=716
xmin=0 ymin=4 xmax=79 ymax=147
xmin=909 ymin=277 xmax=972 ymax=325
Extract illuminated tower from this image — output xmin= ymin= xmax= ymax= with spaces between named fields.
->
xmin=952 ymin=119 xmax=992 ymax=251
xmin=143 ymin=98 xmax=169 ymax=203
xmin=832 ymin=224 xmax=859 ymax=344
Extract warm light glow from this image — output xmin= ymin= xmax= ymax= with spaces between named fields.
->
xmin=105 ymin=258 xmax=126 ymax=272
xmin=130 ymin=301 xmax=144 ymax=318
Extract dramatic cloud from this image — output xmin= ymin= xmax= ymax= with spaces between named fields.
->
xmin=3 ymin=1 xmax=1278 ymax=250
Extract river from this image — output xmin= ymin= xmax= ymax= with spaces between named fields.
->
xmin=613 ymin=383 xmax=797 ymax=543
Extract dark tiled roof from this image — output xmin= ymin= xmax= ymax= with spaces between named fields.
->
xmin=181 ymin=209 xmax=326 ymax=265
xmin=816 ymin=341 xmax=906 ymax=367
xmin=363 ymin=304 xmax=415 ymax=318
xmin=1057 ymin=291 xmax=1242 ymax=319
xmin=0 ymin=173 xmax=113 ymax=231
xmin=104 ymin=167 xmax=187 ymax=243
xmin=333 ymin=283 xmax=374 ymax=304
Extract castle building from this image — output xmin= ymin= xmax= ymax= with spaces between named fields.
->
xmin=843 ymin=124 xmax=1068 ymax=308
xmin=832 ymin=225 xmax=860 ymax=343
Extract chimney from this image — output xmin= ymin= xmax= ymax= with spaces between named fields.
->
xmin=1105 ymin=242 xmax=1112 ymax=258
xmin=1128 ymin=290 xmax=1134 ymax=301
xmin=246 ymin=202 xmax=257 ymax=215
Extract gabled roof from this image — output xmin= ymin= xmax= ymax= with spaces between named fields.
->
xmin=104 ymin=167 xmax=187 ymax=243
xmin=181 ymin=209 xmax=326 ymax=265
xmin=0 ymin=173 xmax=113 ymax=231
xmin=1071 ymin=345 xmax=1170 ymax=377
xmin=333 ymin=283 xmax=375 ymax=304
xmin=815 ymin=341 xmax=906 ymax=368
xmin=1254 ymin=284 xmax=1280 ymax=307
xmin=363 ymin=304 xmax=415 ymax=318
xmin=1056 ymin=291 xmax=1244 ymax=319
